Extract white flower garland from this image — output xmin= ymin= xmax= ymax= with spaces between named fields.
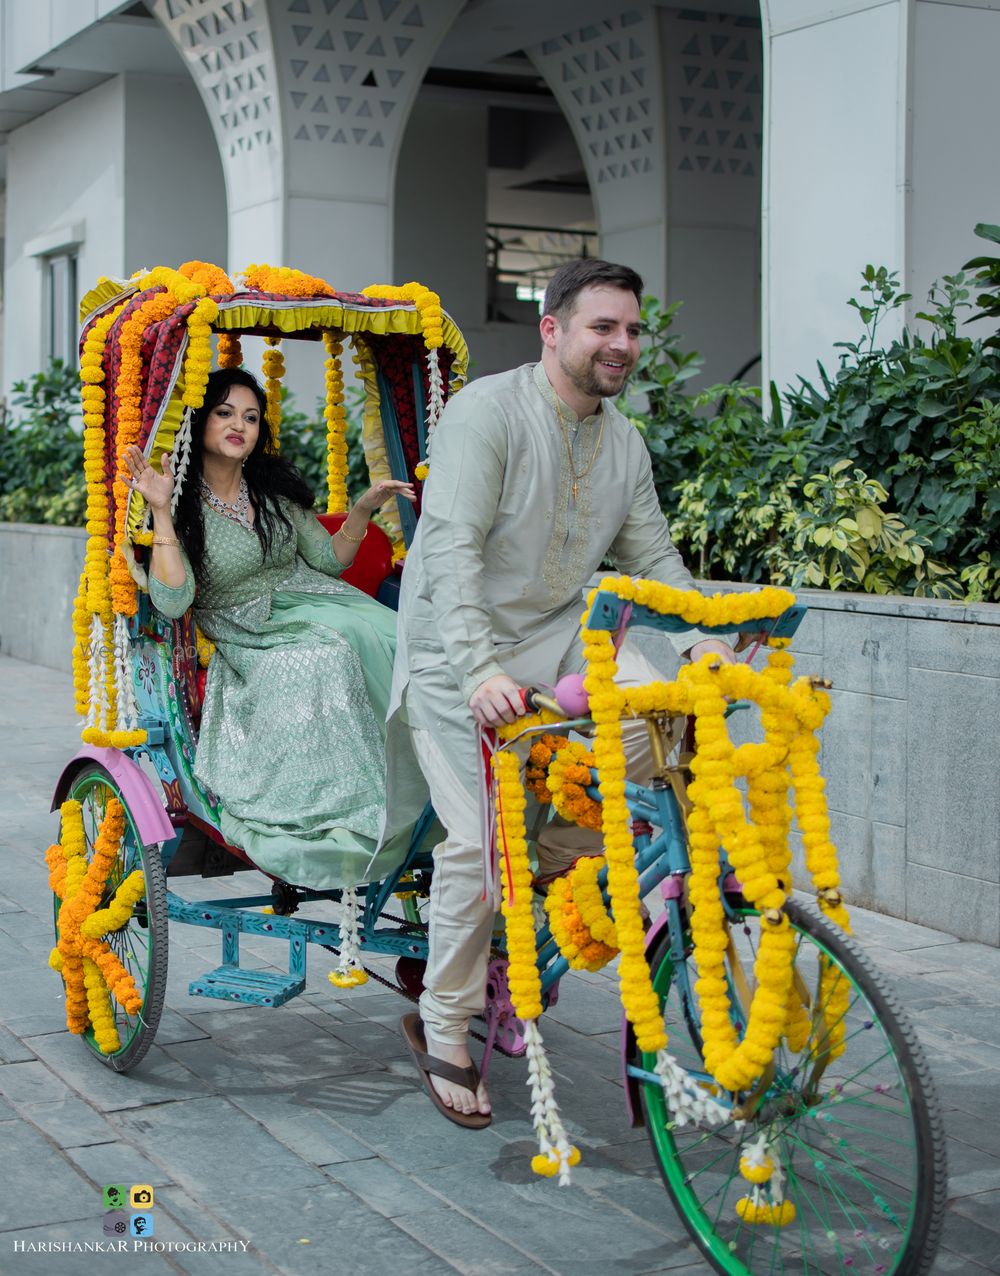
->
xmin=328 ymin=887 xmax=369 ymax=989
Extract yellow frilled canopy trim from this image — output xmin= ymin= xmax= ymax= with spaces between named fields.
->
xmin=211 ymin=297 xmax=468 ymax=374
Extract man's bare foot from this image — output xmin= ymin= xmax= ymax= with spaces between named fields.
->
xmin=424 ymin=1036 xmax=491 ymax=1117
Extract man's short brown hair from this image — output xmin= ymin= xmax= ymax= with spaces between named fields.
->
xmin=542 ymin=258 xmax=644 ymax=322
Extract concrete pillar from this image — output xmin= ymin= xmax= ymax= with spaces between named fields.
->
xmin=761 ymin=0 xmax=1000 ymax=398
xmin=527 ymin=6 xmax=764 ymax=386
xmin=527 ymin=5 xmax=669 ymax=300
xmin=659 ymin=9 xmax=763 ymax=384
xmin=150 ymin=0 xmax=463 ymax=402
xmin=150 ymin=0 xmax=464 ymax=288
xmin=393 ymin=94 xmax=488 ymax=334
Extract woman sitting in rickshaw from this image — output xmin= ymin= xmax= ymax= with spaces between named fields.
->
xmin=123 ymin=366 xmax=427 ymax=890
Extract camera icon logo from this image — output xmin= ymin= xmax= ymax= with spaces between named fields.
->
xmin=130 ymin=1185 xmax=155 ymax=1209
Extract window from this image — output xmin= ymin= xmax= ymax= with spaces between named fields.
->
xmin=46 ymin=251 xmax=78 ymax=367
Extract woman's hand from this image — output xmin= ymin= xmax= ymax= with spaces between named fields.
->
xmin=120 ymin=445 xmax=175 ymax=512
xmin=354 ymin=479 xmax=416 ymax=514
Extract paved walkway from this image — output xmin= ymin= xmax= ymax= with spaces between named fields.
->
xmin=0 ymin=653 xmax=997 ymax=1275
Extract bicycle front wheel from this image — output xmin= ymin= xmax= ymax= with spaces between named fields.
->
xmin=636 ymin=899 xmax=946 ymax=1276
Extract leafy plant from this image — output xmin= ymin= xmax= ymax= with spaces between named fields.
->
xmin=624 ymin=246 xmax=1000 ymax=601
xmin=775 ymin=461 xmax=960 ymax=597
xmin=0 ymin=360 xmax=85 ymax=525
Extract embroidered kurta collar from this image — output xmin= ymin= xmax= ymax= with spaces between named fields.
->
xmin=532 ymin=362 xmax=603 ymax=428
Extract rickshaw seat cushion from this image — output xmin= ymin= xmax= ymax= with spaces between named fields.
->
xmin=315 ymin=513 xmax=394 ymax=600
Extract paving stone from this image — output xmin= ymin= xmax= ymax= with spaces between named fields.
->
xmin=115 ymin=1097 xmax=330 ymax=1196
xmin=23 ymin=1033 xmax=204 ymax=1112
xmin=0 ymin=1120 xmax=97 ymax=1230
xmin=21 ymin=1097 xmax=117 ymax=1149
xmin=179 ymin=1185 xmax=446 ymax=1275
xmin=227 ymin=1089 xmax=377 ymax=1167
xmin=149 ymin=1008 xmax=211 ymax=1047
xmin=392 ymin=1204 xmax=549 ymax=1274
xmin=400 ymin=1161 xmax=696 ymax=1276
xmin=327 ymin=1017 xmax=419 ymax=1061
xmin=940 ymin=1207 xmax=1000 ymax=1271
xmin=323 ymin=1155 xmax=445 ymax=1218
xmin=945 ymin=1136 xmax=1000 ymax=1197
xmin=151 ymin=1187 xmax=276 ymax=1276
xmin=64 ymin=1139 xmax=176 ymax=1190
xmin=0 ymin=1059 xmax=74 ymax=1107
xmin=0 ymin=1025 xmax=36 ymax=1064
xmin=950 ymin=1188 xmax=1000 ymax=1234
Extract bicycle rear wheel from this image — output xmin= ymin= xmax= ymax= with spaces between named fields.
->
xmin=54 ymin=764 xmax=169 ymax=1072
xmin=636 ymin=899 xmax=946 ymax=1276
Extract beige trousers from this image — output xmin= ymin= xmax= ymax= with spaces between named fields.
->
xmin=411 ymin=642 xmax=671 ymax=1046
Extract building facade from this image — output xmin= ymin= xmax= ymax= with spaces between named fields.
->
xmin=0 ymin=0 xmax=996 ymax=405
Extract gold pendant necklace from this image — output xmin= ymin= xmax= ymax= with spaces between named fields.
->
xmin=554 ymin=397 xmax=606 ymax=500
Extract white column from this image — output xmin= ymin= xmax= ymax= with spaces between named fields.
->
xmin=150 ymin=0 xmax=463 ymax=403
xmin=527 ymin=5 xmax=669 ymax=299
xmin=151 ymin=0 xmax=464 ymax=286
xmin=761 ymin=0 xmax=1000 ymax=398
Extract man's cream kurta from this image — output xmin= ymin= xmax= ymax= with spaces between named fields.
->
xmin=391 ymin=362 xmax=709 ymax=788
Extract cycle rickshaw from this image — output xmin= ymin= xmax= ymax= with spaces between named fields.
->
xmin=46 ymin=260 xmax=946 ymax=1275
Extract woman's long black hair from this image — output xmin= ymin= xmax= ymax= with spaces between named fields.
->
xmin=173 ymin=367 xmax=315 ymax=584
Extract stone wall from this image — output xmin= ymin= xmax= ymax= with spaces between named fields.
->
xmin=0 ymin=523 xmax=84 ymax=673
xmin=3 ymin=520 xmax=998 ymax=943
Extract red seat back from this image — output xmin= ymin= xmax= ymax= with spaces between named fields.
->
xmin=315 ymin=512 xmax=394 ymax=599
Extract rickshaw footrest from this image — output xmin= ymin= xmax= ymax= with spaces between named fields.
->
xmin=189 ymin=966 xmax=305 ymax=1007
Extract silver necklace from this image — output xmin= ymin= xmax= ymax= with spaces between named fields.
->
xmin=200 ymin=475 xmax=253 ymax=530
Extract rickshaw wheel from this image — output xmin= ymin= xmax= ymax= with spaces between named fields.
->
xmin=56 ymin=765 xmax=169 ymax=1072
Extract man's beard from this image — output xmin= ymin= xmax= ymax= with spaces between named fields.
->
xmin=560 ymin=352 xmax=632 ymax=401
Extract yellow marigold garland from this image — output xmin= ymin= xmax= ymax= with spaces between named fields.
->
xmin=544 ymin=856 xmax=618 ymax=971
xmin=579 ymin=577 xmax=850 ymax=1097
xmin=492 ymin=576 xmax=848 ymax=1190
xmin=361 ymin=281 xmax=444 ymax=349
xmin=493 ymin=748 xmax=579 ymax=1182
xmin=322 ymin=332 xmax=348 ymax=513
xmin=47 ymin=798 xmax=146 ymax=1053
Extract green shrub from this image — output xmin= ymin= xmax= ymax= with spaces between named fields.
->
xmin=622 ymin=236 xmax=1000 ymax=601
xmin=0 ymin=361 xmax=85 ymax=525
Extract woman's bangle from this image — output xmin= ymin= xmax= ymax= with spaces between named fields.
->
xmin=337 ymin=523 xmax=367 ymax=543
xmin=152 ymin=535 xmax=181 ymax=547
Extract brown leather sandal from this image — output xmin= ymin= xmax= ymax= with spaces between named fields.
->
xmin=399 ymin=1013 xmax=492 ymax=1130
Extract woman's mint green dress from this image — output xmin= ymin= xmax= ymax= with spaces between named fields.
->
xmin=148 ymin=500 xmax=428 ymax=889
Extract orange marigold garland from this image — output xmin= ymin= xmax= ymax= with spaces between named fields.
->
xmin=545 ymin=856 xmax=618 ymax=971
xmin=47 ymin=798 xmax=146 ymax=1053
xmin=242 ymin=263 xmax=335 ymax=298
xmin=262 ymin=336 xmax=284 ymax=446
xmin=217 ymin=332 xmax=243 ymax=369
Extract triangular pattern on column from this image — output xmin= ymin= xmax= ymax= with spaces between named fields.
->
xmin=664 ymin=10 xmax=762 ymax=180
xmin=529 ymin=8 xmax=663 ymax=188
xmin=151 ymin=0 xmax=278 ymax=159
